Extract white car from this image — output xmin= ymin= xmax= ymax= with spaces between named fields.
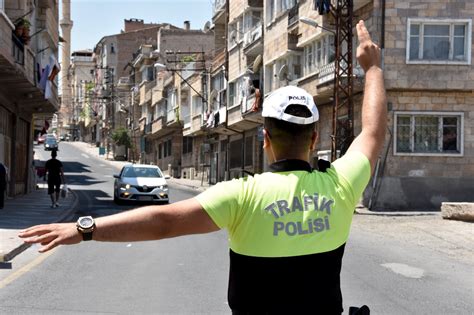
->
xmin=113 ymin=164 xmax=170 ymax=204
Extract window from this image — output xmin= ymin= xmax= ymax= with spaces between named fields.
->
xmin=304 ymin=35 xmax=335 ymax=76
xmin=163 ymin=139 xmax=173 ymax=158
xmin=183 ymin=137 xmax=193 ymax=154
xmin=158 ymin=143 xmax=162 ymax=159
xmin=141 ymin=66 xmax=154 ymax=82
xmin=407 ymin=19 xmax=471 ymax=64
xmin=394 ymin=112 xmax=463 ymax=155
xmin=228 ymin=82 xmax=236 ymax=107
xmin=192 ymin=96 xmax=203 ymax=116
xmin=0 ymin=0 xmax=4 ymax=11
xmin=110 ymin=43 xmax=115 ymax=54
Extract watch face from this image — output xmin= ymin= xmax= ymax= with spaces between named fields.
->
xmin=79 ymin=216 xmax=94 ymax=229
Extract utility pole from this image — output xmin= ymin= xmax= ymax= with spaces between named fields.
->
xmin=330 ymin=0 xmax=354 ymax=161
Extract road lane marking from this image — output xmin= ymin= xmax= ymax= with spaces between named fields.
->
xmin=81 ymin=153 xmax=90 ymax=159
xmin=0 ymin=248 xmax=56 ymax=289
xmin=381 ymin=263 xmax=425 ymax=279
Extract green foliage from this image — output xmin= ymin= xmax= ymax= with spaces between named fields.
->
xmin=16 ymin=18 xmax=31 ymax=27
xmin=111 ymin=128 xmax=131 ymax=147
xmin=181 ymin=55 xmax=196 ymax=63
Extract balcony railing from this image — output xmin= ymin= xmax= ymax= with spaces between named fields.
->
xmin=213 ymin=0 xmax=226 ymax=16
xmin=243 ymin=23 xmax=262 ymax=48
xmin=167 ymin=108 xmax=177 ymax=123
xmin=151 ymin=116 xmax=167 ymax=134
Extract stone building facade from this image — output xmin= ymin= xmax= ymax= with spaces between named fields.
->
xmin=0 ymin=0 xmax=60 ymax=196
xmin=365 ymin=0 xmax=474 ymax=209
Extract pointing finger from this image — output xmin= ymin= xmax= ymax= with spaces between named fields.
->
xmin=356 ymin=20 xmax=371 ymax=44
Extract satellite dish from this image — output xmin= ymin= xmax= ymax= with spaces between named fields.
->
xmin=210 ymin=89 xmax=218 ymax=101
xmin=229 ymin=30 xmax=237 ymax=43
xmin=203 ymin=21 xmax=211 ymax=32
xmin=278 ymin=64 xmax=289 ymax=81
xmin=253 ymin=54 xmax=262 ymax=73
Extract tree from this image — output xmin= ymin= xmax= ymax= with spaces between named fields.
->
xmin=111 ymin=128 xmax=131 ymax=148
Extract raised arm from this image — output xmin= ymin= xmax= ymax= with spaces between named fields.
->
xmin=346 ymin=20 xmax=387 ymax=174
xmin=19 ymin=198 xmax=219 ymax=253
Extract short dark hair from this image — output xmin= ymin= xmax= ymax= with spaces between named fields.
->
xmin=264 ymin=105 xmax=316 ymax=150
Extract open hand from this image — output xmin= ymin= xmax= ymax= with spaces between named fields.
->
xmin=356 ymin=20 xmax=381 ymax=73
xmin=18 ymin=223 xmax=81 ymax=253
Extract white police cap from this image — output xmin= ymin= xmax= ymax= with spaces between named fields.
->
xmin=261 ymin=86 xmax=319 ymax=125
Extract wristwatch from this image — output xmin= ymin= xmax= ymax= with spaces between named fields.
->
xmin=76 ymin=216 xmax=96 ymax=241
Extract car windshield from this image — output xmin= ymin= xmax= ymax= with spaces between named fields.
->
xmin=46 ymin=139 xmax=56 ymax=144
xmin=122 ymin=167 xmax=162 ymax=178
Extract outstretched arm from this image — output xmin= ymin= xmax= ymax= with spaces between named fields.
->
xmin=346 ymin=20 xmax=387 ymax=174
xmin=19 ymin=198 xmax=219 ymax=253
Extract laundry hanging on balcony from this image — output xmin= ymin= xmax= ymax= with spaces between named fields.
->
xmin=315 ymin=0 xmax=331 ymax=15
xmin=39 ymin=55 xmax=61 ymax=100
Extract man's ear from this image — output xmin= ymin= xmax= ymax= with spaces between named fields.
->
xmin=263 ymin=128 xmax=271 ymax=149
xmin=310 ymin=131 xmax=318 ymax=151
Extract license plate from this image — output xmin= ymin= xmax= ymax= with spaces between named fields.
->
xmin=138 ymin=196 xmax=153 ymax=201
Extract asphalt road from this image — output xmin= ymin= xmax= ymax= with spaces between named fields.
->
xmin=0 ymin=142 xmax=472 ymax=314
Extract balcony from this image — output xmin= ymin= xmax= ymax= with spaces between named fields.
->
xmin=241 ymin=92 xmax=263 ymax=124
xmin=213 ymin=0 xmax=226 ymax=21
xmin=151 ymin=87 xmax=165 ymax=106
xmin=0 ymin=14 xmax=59 ymax=113
xmin=139 ymin=81 xmax=153 ymax=106
xmin=212 ymin=47 xmax=226 ymax=70
xmin=243 ymin=23 xmax=263 ymax=57
xmin=44 ymin=7 xmax=59 ymax=49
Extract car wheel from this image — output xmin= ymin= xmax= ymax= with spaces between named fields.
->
xmin=113 ymin=193 xmax=123 ymax=205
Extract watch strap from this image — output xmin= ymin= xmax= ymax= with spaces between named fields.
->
xmin=82 ymin=231 xmax=93 ymax=241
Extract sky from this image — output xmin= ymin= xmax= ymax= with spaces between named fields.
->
xmin=66 ymin=0 xmax=214 ymax=52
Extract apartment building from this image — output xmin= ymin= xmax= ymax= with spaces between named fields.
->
xmin=70 ymin=50 xmax=94 ymax=142
xmin=88 ymin=19 xmax=176 ymax=158
xmin=0 ymin=0 xmax=60 ymax=196
xmin=126 ymin=23 xmax=214 ymax=177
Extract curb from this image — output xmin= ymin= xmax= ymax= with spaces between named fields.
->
xmin=0 ymin=189 xmax=79 ymax=262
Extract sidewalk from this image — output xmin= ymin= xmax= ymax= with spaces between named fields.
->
xmin=0 ymin=184 xmax=77 ymax=262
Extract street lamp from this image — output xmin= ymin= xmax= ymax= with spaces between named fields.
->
xmin=299 ymin=17 xmax=336 ymax=35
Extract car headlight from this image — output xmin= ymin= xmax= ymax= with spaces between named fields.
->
xmin=45 ymin=144 xmax=49 ymax=147
xmin=161 ymin=185 xmax=168 ymax=191
xmin=120 ymin=183 xmax=131 ymax=190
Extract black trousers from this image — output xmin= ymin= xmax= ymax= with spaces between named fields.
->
xmin=0 ymin=185 xmax=5 ymax=208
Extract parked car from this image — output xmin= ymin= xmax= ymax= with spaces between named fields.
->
xmin=113 ymin=164 xmax=170 ymax=204
xmin=44 ymin=138 xmax=58 ymax=151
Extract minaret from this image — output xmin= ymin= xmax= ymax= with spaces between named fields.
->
xmin=60 ymin=0 xmax=73 ymax=136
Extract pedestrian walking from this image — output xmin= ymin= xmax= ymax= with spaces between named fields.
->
xmin=20 ymin=20 xmax=386 ymax=314
xmin=0 ymin=161 xmax=7 ymax=209
xmin=44 ymin=149 xmax=65 ymax=208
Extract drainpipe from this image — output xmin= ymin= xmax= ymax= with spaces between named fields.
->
xmin=368 ymin=0 xmax=387 ymax=210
